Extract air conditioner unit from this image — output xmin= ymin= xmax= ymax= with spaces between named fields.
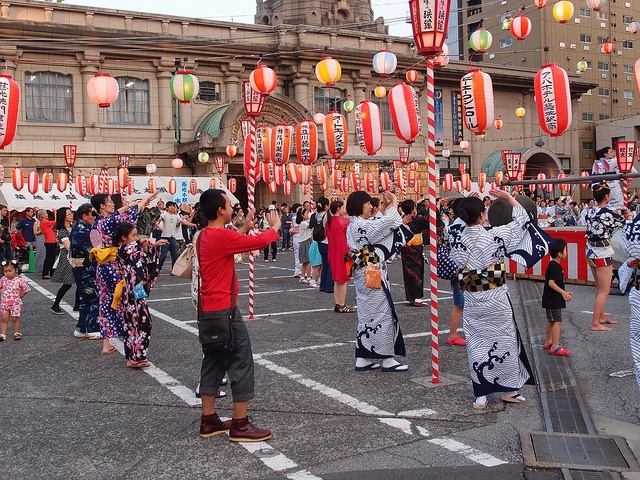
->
xmin=602 ymin=99 xmax=608 ymax=104
xmin=618 ymin=50 xmax=623 ymax=55
xmin=584 ymin=45 xmax=590 ymax=51
xmin=560 ymin=42 xmax=566 ymax=48
xmin=570 ymin=44 xmax=577 ymax=49
xmin=601 ymin=22 xmax=607 ymax=27
xmin=575 ymin=18 xmax=581 ymax=23
xmin=625 ymin=1 xmax=631 ymax=5
xmin=489 ymin=53 xmax=495 ymax=59
xmin=628 ymin=101 xmax=634 ymax=106
xmin=602 ymin=73 xmax=607 ymax=78
xmin=627 ymin=75 xmax=633 ymax=81
xmin=613 ymin=87 xmax=619 ymax=91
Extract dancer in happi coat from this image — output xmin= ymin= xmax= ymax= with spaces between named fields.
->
xmin=448 ymin=190 xmax=537 ymax=410
xmin=399 ymin=199 xmax=429 ymax=307
xmin=346 ymin=190 xmax=413 ymax=372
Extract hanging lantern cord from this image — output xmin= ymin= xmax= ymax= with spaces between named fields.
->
xmin=543 ymin=45 xmax=549 ymax=63
xmin=0 ymin=57 xmax=5 ymax=72
xmin=256 ymin=54 xmax=263 ymax=66
xmin=182 ymin=57 xmax=188 ymax=71
xmin=98 ymin=57 xmax=105 ymax=73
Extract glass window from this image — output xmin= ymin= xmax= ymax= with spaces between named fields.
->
xmin=624 ymin=90 xmax=635 ymax=99
xmin=599 ymin=113 xmax=610 ymax=120
xmin=623 ymin=40 xmax=634 ymax=49
xmin=580 ymin=33 xmax=592 ymax=43
xmin=598 ymin=87 xmax=610 ymax=96
xmin=582 ymin=112 xmax=594 ymax=121
xmin=583 ymin=141 xmax=594 ymax=150
xmin=107 ymin=77 xmax=150 ymax=125
xmin=597 ymin=11 xmax=608 ymax=19
xmin=624 ymin=64 xmax=634 ymax=73
xmin=500 ymin=37 xmax=512 ymax=48
xmin=623 ymin=15 xmax=634 ymax=23
xmin=314 ymin=87 xmax=344 ymax=115
xmin=579 ymin=7 xmax=592 ymax=17
xmin=586 ymin=60 xmax=593 ymax=69
xmin=598 ymin=61 xmax=609 ymax=70
xmin=24 ymin=71 xmax=73 ymax=123
xmin=597 ymin=36 xmax=608 ymax=43
xmin=197 ymin=81 xmax=221 ymax=102
xmin=370 ymin=96 xmax=393 ymax=132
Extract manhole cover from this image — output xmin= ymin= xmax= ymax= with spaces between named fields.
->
xmin=521 ymin=432 xmax=639 ymax=472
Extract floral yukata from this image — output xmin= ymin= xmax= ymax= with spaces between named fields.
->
xmin=585 ymin=206 xmax=626 ymax=267
xmin=115 ymin=241 xmax=160 ymax=362
xmin=93 ymin=206 xmax=138 ymax=339
xmin=0 ymin=276 xmax=30 ymax=316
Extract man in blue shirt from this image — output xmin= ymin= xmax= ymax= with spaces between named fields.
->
xmin=15 ymin=207 xmax=36 ymax=247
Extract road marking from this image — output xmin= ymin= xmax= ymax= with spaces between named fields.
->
xmin=252 ymin=307 xmax=335 ymax=318
xmin=397 ymin=408 xmax=437 ymax=417
xmin=609 ymin=369 xmax=635 ymax=378
xmin=242 ymin=442 xmax=299 ymax=471
xmin=287 ymin=470 xmax=323 ymax=480
xmin=427 ymin=438 xmax=507 ymax=467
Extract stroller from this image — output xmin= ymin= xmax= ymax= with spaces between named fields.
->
xmin=11 ymin=231 xmax=30 ymax=271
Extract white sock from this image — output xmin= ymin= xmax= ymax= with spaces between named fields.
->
xmin=381 ymin=358 xmax=401 ymax=368
xmin=474 ymin=395 xmax=487 ymax=406
xmin=355 ymin=357 xmax=373 ymax=367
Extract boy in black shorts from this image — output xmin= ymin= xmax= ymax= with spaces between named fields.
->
xmin=542 ymin=238 xmax=573 ymax=356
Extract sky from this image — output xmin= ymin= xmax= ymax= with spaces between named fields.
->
xmin=61 ymin=0 xmax=415 ymax=38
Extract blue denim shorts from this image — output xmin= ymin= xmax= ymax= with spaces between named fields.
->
xmin=450 ymin=278 xmax=464 ymax=307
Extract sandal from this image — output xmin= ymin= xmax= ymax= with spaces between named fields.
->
xmin=0 ymin=333 xmax=6 ymax=342
xmin=543 ymin=343 xmax=551 ymax=350
xmin=501 ymin=392 xmax=526 ymax=403
xmin=473 ymin=397 xmax=489 ymax=410
xmin=446 ymin=336 xmax=467 ymax=347
xmin=334 ymin=304 xmax=356 ymax=313
xmin=126 ymin=360 xmax=150 ymax=369
xmin=13 ymin=332 xmax=22 ymax=341
xmin=550 ymin=346 xmax=571 ymax=356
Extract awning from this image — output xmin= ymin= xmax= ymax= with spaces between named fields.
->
xmin=0 ymin=176 xmax=238 ymax=212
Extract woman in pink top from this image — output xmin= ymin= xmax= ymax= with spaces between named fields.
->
xmin=325 ymin=200 xmax=355 ymax=313
xmin=38 ymin=210 xmax=57 ymax=279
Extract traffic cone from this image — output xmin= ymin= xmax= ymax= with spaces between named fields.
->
xmin=27 ymin=246 xmax=35 ymax=273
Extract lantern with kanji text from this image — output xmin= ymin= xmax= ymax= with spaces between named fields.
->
xmin=316 ymin=165 xmax=327 ymax=186
xmin=501 ymin=150 xmax=522 ymax=180
xmin=213 ymin=156 xmax=225 ymax=175
xmin=271 ymin=125 xmax=293 ymax=166
xmin=189 ymin=179 xmax=198 ymax=196
xmin=408 ymin=0 xmax=451 ymax=56
xmin=534 ymin=64 xmax=572 ymax=137
xmin=43 ymin=172 xmax=53 ymax=193
xmin=295 ymin=121 xmax=318 ymax=166
xmin=228 ymin=178 xmax=237 ymax=193
xmin=0 ymin=75 xmax=19 ymax=150
xmin=324 ymin=112 xmax=348 ymax=160
xmin=242 ymin=81 xmax=265 ymax=117
xmin=460 ymin=69 xmax=494 ymax=135
xmin=616 ymin=141 xmax=637 ymax=173
xmin=388 ymin=83 xmax=421 ymax=144
xmin=355 ymin=101 xmax=383 ymax=156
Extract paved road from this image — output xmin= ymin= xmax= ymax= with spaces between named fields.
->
xmin=0 ymin=250 xmax=638 ymax=479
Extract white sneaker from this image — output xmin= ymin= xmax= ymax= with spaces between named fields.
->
xmin=74 ymin=330 xmax=89 ymax=339
xmin=309 ymin=280 xmax=318 ymax=288
xmin=86 ymin=332 xmax=101 ymax=340
xmin=264 ymin=259 xmax=269 ymax=263
xmin=300 ymin=277 xmax=309 ymax=284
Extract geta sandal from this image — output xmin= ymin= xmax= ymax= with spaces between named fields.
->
xmin=126 ymin=360 xmax=150 ymax=369
xmin=13 ymin=332 xmax=22 ymax=341
xmin=500 ymin=392 xmax=526 ymax=403
xmin=0 ymin=333 xmax=6 ymax=341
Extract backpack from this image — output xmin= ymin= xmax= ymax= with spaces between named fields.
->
xmin=310 ymin=213 xmax=326 ymax=242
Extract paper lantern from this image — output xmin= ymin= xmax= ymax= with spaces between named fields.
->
xmin=510 ymin=15 xmax=532 ymax=40
xmin=408 ymin=0 xmax=451 ymax=56
xmin=302 ymin=183 xmax=309 ymax=196
xmin=42 ymin=172 xmax=53 ymax=193
xmin=274 ymin=164 xmax=285 ymax=185
xmin=553 ymin=1 xmax=574 ymax=23
xmin=198 ymin=151 xmax=210 ymax=164
xmin=478 ymin=172 xmax=486 ymax=192
xmin=406 ymin=69 xmax=419 ymax=83
xmin=106 ymin=178 xmax=115 ymax=196
xmin=267 ymin=181 xmax=276 ymax=194
xmin=343 ymin=99 xmax=355 ymax=113
xmin=628 ymin=21 xmax=640 ymax=34
xmin=469 ymin=28 xmax=492 ymax=53
xmin=534 ymin=0 xmax=547 ymax=7
xmin=459 ymin=140 xmax=469 ymax=150
xmin=56 ymin=172 xmax=68 ymax=192
xmin=388 ymin=83 xmax=421 ymax=144
xmin=537 ymin=172 xmax=547 ymax=190
xmin=407 ymin=170 xmax=417 ymax=189
xmin=374 ymin=86 xmax=387 ymax=99
xmin=12 ymin=167 xmax=23 ymax=191
xmin=558 ymin=172 xmax=570 ymax=192
xmin=146 ymin=162 xmax=157 ymax=175
xmin=323 ymin=112 xmax=348 ymax=160
xmin=462 ymin=173 xmax=471 ymax=191
xmin=602 ymin=41 xmax=614 ymax=54
xmin=576 ymin=60 xmax=588 ymax=72
xmin=88 ymin=174 xmax=99 ymax=196
xmin=433 ymin=43 xmax=450 ymax=68
xmin=316 ymin=165 xmax=327 ymax=186
xmin=515 ymin=106 xmax=526 ymax=118
xmin=394 ymin=170 xmax=405 ymax=191
xmin=635 ymin=59 xmax=640 ymax=97
xmin=372 ymin=50 xmax=397 ymax=77
xmin=286 ymin=163 xmax=300 ymax=184
xmin=494 ymin=118 xmax=503 ymax=130
xmin=295 ymin=121 xmax=318 ymax=166
xmin=495 ymin=170 xmax=504 ymax=186
xmin=75 ymin=174 xmax=86 ymax=197
xmin=581 ymin=171 xmax=590 ymax=189
xmin=460 ymin=69 xmax=494 ymax=135
xmin=442 ymin=148 xmax=451 ymax=158
xmin=315 ymin=56 xmax=342 ymax=86
xmin=256 ymin=125 xmax=273 ymax=163
xmin=249 ymin=65 xmax=277 ymax=95
xmin=168 ymin=178 xmax=177 ymax=195
xmin=284 ymin=180 xmax=292 ymax=196
xmin=0 ymin=75 xmax=19 ymax=150
xmin=502 ymin=15 xmax=512 ymax=30
xmin=327 ymin=157 xmax=339 ymax=172
xmin=586 ymin=0 xmax=606 ymax=11
xmin=313 ymin=112 xmax=325 ymax=125
xmin=546 ymin=183 xmax=554 ymax=193
xmin=351 ymin=172 xmax=362 ymax=191
xmin=379 ymin=171 xmax=390 ymax=191
xmin=188 ymin=179 xmax=197 ymax=196
xmin=443 ymin=173 xmax=453 ymax=192
xmin=143 ymin=178 xmax=154 ymax=194
xmin=491 ymin=181 xmax=497 ymax=190
xmin=213 ymin=156 xmax=225 ymax=175
xmin=242 ymin=81 xmax=265 ymax=117
xmin=27 ymin=171 xmax=38 ymax=195
xmin=340 ymin=177 xmax=349 ymax=193
xmin=414 ymin=180 xmax=421 ymax=193
xmin=228 ymin=178 xmax=237 ymax=193
xmin=331 ymin=170 xmax=341 ymax=189
xmin=271 ymin=124 xmax=293 ymax=166
xmin=261 ymin=162 xmax=275 ymax=183
xmin=170 ymin=71 xmax=200 ymax=103
xmin=117 ymin=167 xmax=128 ymax=190
xmin=534 ymin=64 xmax=572 ymax=137
xmin=172 ymin=157 xmax=183 ymax=169
xmin=126 ymin=178 xmax=134 ymax=196
xmin=87 ymin=72 xmax=119 ymax=108
xmin=355 ymin=101 xmax=383 ymax=156
xmin=226 ymin=144 xmax=238 ymax=158
xmin=455 ymin=180 xmax=463 ymax=193
xmin=208 ymin=178 xmax=218 ymax=189
xmin=300 ymin=165 xmax=312 ymax=185
xmin=408 ymin=161 xmax=418 ymax=172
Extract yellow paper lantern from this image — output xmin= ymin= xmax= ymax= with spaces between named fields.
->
xmin=315 ymin=56 xmax=342 ymax=87
xmin=515 ymin=106 xmax=526 ymax=118
xmin=553 ymin=0 xmax=574 ymax=23
xmin=374 ymin=86 xmax=387 ymax=98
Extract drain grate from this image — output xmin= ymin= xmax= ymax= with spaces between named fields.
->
xmin=567 ymin=469 xmax=622 ymax=480
xmin=521 ymin=432 xmax=637 ymax=472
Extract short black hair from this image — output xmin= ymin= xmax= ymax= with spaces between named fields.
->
xmin=457 ymin=197 xmax=484 ymax=224
xmin=316 ymin=196 xmax=330 ymax=211
xmin=550 ymin=238 xmax=567 ymax=258
xmin=296 ymin=207 xmax=306 ymax=224
xmin=346 ymin=191 xmax=372 ymax=216
xmin=112 ymin=222 xmax=136 ymax=247
xmin=400 ymin=199 xmax=415 ymax=216
xmin=370 ymin=197 xmax=380 ymax=209
xmin=111 ymin=194 xmax=124 ymax=210
xmin=76 ymin=203 xmax=94 ymax=220
xmin=166 ymin=201 xmax=177 ymax=209
xmin=91 ymin=194 xmax=109 ymax=212
xmin=199 ymin=189 xmax=227 ymax=221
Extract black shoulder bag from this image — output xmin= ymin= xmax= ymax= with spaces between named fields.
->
xmin=196 ymin=234 xmax=238 ymax=356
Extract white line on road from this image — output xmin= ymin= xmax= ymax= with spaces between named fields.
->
xmin=241 ymin=442 xmax=299 ymax=471
xmin=427 ymin=438 xmax=507 ymax=467
xmin=287 ymin=470 xmax=324 ymax=480
xmin=252 ymin=307 xmax=335 ymax=318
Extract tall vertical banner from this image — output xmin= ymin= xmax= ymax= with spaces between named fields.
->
xmin=434 ymin=89 xmax=443 ymax=145
xmin=451 ymin=90 xmax=464 ymax=145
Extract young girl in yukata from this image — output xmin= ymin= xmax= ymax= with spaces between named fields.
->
xmin=0 ymin=260 xmax=31 ymax=341
xmin=112 ymin=222 xmax=166 ymax=368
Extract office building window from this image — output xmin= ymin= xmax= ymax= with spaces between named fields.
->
xmin=598 ymin=61 xmax=609 ymax=70
xmin=580 ymin=33 xmax=592 ymax=43
xmin=623 ymin=15 xmax=634 ymax=23
xmin=197 ymin=81 xmax=221 ymax=102
xmin=623 ymin=40 xmax=634 ymax=49
xmin=599 ymin=113 xmax=610 ymax=120
xmin=314 ymin=87 xmax=344 ymax=115
xmin=597 ymin=36 xmax=608 ymax=43
xmin=583 ymin=141 xmax=595 ymax=150
xmin=107 ymin=77 xmax=150 ymax=125
xmin=579 ymin=7 xmax=592 ymax=17
xmin=500 ymin=37 xmax=512 ymax=48
xmin=24 ymin=71 xmax=73 ymax=123
xmin=598 ymin=87 xmax=610 ymax=96
xmin=582 ymin=112 xmax=594 ymax=121
xmin=624 ymin=64 xmax=634 ymax=73
xmin=624 ymin=90 xmax=635 ymax=99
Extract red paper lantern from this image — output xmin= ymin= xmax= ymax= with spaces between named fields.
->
xmin=461 ymin=69 xmax=494 ymax=135
xmin=284 ymin=180 xmax=292 ymax=196
xmin=0 ymin=75 xmax=19 ymax=150
xmin=189 ymin=179 xmax=198 ymax=196
xmin=406 ymin=69 xmax=419 ymax=83
xmin=316 ymin=165 xmax=327 ymax=186
xmin=323 ymin=112 xmax=348 ymax=160
xmin=340 ymin=177 xmax=349 ymax=193
xmin=75 ymin=174 xmax=86 ymax=197
xmin=117 ymin=167 xmax=128 ymax=191
xmin=379 ymin=171 xmax=390 ymax=191
xmin=455 ymin=180 xmax=463 ymax=193
xmin=27 ymin=171 xmax=38 ymax=195
xmin=269 ymin=181 xmax=277 ymax=194
xmin=88 ymin=174 xmax=99 ymax=195
xmin=414 ymin=180 xmax=421 ymax=193
xmin=510 ymin=15 xmax=532 ymax=40
xmin=462 ymin=173 xmax=471 ymax=191
xmin=256 ymin=125 xmax=272 ymax=163
xmin=57 ymin=172 xmax=68 ymax=192
xmin=11 ymin=167 xmax=23 ymax=191
xmin=300 ymin=165 xmax=312 ymax=185
xmin=388 ymin=83 xmax=421 ymax=144
xmin=87 ymin=72 xmax=119 ymax=108
xmin=295 ymin=121 xmax=318 ymax=166
xmin=313 ymin=112 xmax=325 ymax=125
xmin=168 ymin=178 xmax=177 ymax=195
xmin=580 ymin=171 xmax=590 ymax=189
xmin=409 ymin=0 xmax=451 ymax=56
xmin=242 ymin=81 xmax=265 ymax=117
xmin=491 ymin=181 xmax=497 ymax=190
xmin=271 ymin=124 xmax=293 ymax=165
xmin=495 ymin=170 xmax=504 ymax=186
xmin=148 ymin=178 xmax=156 ymax=194
xmin=286 ymin=163 xmax=300 ymax=184
xmin=478 ymin=172 xmax=486 ymax=192
xmin=409 ymin=161 xmax=419 ymax=172
xmin=534 ymin=64 xmax=572 ymax=137
xmin=546 ymin=183 xmax=553 ymax=193
xmin=43 ymin=172 xmax=53 ymax=194
xmin=355 ymin=101 xmax=383 ymax=156
xmin=303 ymin=183 xmax=310 ymax=196
xmin=214 ymin=156 xmax=225 ymax=175
xmin=603 ymin=41 xmax=615 ymax=54
xmin=443 ymin=172 xmax=454 ymax=192
xmin=332 ymin=170 xmax=341 ymax=190
xmin=228 ymin=178 xmax=237 ymax=193
xmin=537 ymin=172 xmax=547 ymax=190
xmin=494 ymin=118 xmax=503 ymax=130
xmin=226 ymin=144 xmax=238 ymax=158
xmin=261 ymin=162 xmax=274 ymax=183
xmin=172 ymin=157 xmax=183 ymax=169
xmin=126 ymin=178 xmax=134 ymax=196
xmin=351 ymin=172 xmax=361 ymax=191
xmin=106 ymin=178 xmax=115 ymax=195
xmin=408 ymin=170 xmax=417 ymax=189
xmin=274 ymin=164 xmax=285 ymax=186
xmin=249 ymin=65 xmax=278 ymax=96
xmin=534 ymin=0 xmax=547 ymax=7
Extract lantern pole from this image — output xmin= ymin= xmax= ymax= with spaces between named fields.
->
xmin=245 ymin=119 xmax=258 ymax=320
xmin=425 ymin=57 xmax=439 ymax=384
xmin=64 ymin=144 xmax=77 ymax=210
